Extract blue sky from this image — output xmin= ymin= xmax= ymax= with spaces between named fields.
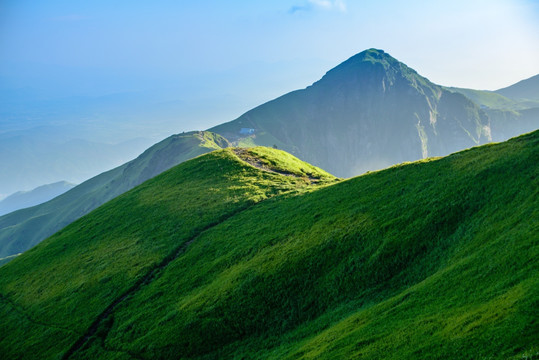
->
xmin=1 ymin=0 xmax=539 ymax=130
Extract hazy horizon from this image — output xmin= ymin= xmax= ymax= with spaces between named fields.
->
xmin=2 ymin=1 xmax=538 ymax=100
xmin=1 ymin=0 xmax=538 ymax=196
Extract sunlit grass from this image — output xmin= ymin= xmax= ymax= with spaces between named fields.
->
xmin=1 ymin=131 xmax=537 ymax=359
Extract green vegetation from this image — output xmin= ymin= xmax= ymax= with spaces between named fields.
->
xmin=0 ymin=147 xmax=334 ymax=359
xmin=0 ymin=253 xmax=19 ymax=266
xmin=1 ymin=131 xmax=538 ymax=359
xmin=2 ymin=49 xmax=535 ymax=267
xmin=0 ymin=131 xmax=228 ymax=260
xmin=211 ymin=49 xmax=492 ymax=178
xmin=233 ymin=146 xmax=335 ymax=181
xmin=446 ymin=87 xmax=523 ymax=110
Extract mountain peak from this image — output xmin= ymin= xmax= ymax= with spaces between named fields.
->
xmin=337 ymin=48 xmax=397 ymax=68
xmin=316 ymin=48 xmax=418 ymax=87
xmin=352 ymin=48 xmax=390 ymax=61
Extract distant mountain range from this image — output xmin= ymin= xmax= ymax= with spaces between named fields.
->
xmin=0 ymin=181 xmax=75 ymax=216
xmin=0 ymin=131 xmax=153 ymax=197
xmin=496 ymin=74 xmax=539 ymax=103
xmin=1 ymin=130 xmax=537 ymax=359
xmin=0 ymin=48 xmax=537 ymax=260
xmin=0 ymin=131 xmax=227 ymax=258
xmin=448 ymin=73 xmax=539 ymax=143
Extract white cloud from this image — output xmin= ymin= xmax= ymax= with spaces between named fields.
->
xmin=310 ymin=0 xmax=347 ymax=11
xmin=289 ymin=0 xmax=347 ymax=14
xmin=309 ymin=0 xmax=333 ymax=9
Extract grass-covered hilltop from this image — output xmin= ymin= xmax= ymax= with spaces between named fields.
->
xmin=1 ymin=132 xmax=538 ymax=359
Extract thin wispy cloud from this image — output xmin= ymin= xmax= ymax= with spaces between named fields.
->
xmin=310 ymin=0 xmax=346 ymax=11
xmin=289 ymin=0 xmax=347 ymax=14
xmin=289 ymin=5 xmax=310 ymax=14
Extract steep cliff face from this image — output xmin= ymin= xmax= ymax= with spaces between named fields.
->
xmin=211 ymin=49 xmax=491 ymax=177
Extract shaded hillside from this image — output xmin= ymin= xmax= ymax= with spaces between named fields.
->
xmin=447 ymin=86 xmax=539 ymax=142
xmin=211 ymin=49 xmax=491 ymax=177
xmin=0 ymin=131 xmax=537 ymax=359
xmin=446 ymin=87 xmax=523 ymax=110
xmin=0 ymin=181 xmax=75 ymax=216
xmin=486 ymin=107 xmax=539 ymax=142
xmin=0 ymin=131 xmax=228 ymax=259
xmin=0 ymin=147 xmax=335 ymax=359
xmin=495 ymin=74 xmax=539 ymax=104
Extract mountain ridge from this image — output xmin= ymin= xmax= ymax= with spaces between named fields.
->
xmin=0 ymin=48 xmax=537 ymax=261
xmin=0 ymin=131 xmax=228 ymax=258
xmin=0 ymin=181 xmax=75 ymax=216
xmin=0 ymin=130 xmax=537 ymax=359
xmin=495 ymin=73 xmax=539 ymax=103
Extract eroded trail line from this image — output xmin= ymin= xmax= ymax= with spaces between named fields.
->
xmin=61 ymin=204 xmax=253 ymax=360
xmin=232 ymin=148 xmax=320 ymax=184
xmin=232 ymin=148 xmax=293 ymax=176
xmin=0 ymin=293 xmax=78 ymax=335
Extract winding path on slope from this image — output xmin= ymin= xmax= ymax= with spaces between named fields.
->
xmin=61 ymin=203 xmax=256 ymax=360
xmin=232 ymin=148 xmax=320 ymax=183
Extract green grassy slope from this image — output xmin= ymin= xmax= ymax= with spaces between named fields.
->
xmin=0 ymin=253 xmax=19 ymax=266
xmin=1 ymin=132 xmax=538 ymax=359
xmin=0 ymin=131 xmax=228 ymax=260
xmin=0 ymin=147 xmax=335 ymax=359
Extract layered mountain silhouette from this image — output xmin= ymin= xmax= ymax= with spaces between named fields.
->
xmin=1 ymin=132 xmax=537 ymax=359
xmin=0 ymin=133 xmax=152 ymax=197
xmin=0 ymin=181 xmax=75 ymax=216
xmin=449 ymin=73 xmax=539 ymax=142
xmin=496 ymin=74 xmax=539 ymax=103
xmin=0 ymin=48 xmax=537 ymax=261
xmin=0 ymin=131 xmax=228 ymax=258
